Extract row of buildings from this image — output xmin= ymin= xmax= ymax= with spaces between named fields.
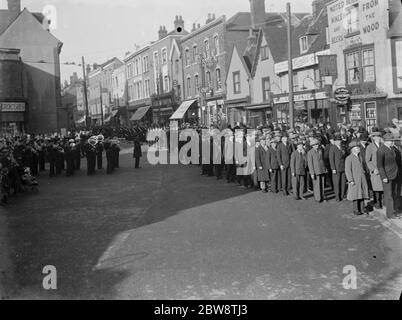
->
xmin=65 ymin=0 xmax=402 ymax=132
xmin=0 ymin=0 xmax=63 ymax=135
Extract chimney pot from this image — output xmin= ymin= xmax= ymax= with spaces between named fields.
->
xmin=7 ymin=0 xmax=21 ymax=23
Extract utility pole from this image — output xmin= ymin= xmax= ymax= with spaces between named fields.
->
xmin=99 ymin=81 xmax=104 ymax=127
xmin=287 ymin=2 xmax=294 ymax=129
xmin=81 ymin=56 xmax=90 ymax=130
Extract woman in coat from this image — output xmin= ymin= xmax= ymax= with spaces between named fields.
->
xmin=256 ymin=136 xmax=269 ymax=192
xmin=345 ymin=140 xmax=369 ymax=216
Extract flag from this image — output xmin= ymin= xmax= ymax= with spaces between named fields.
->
xmin=318 ymin=55 xmax=338 ymax=77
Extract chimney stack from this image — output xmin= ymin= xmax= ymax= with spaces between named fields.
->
xmin=192 ymin=23 xmax=197 ymax=32
xmin=249 ymin=0 xmax=266 ymax=29
xmin=7 ymin=0 xmax=21 ymax=24
xmin=312 ymin=0 xmax=326 ymax=20
xmin=197 ymin=23 xmax=201 ymax=29
xmin=174 ymin=15 xmax=185 ymax=32
xmin=158 ymin=25 xmax=168 ymax=40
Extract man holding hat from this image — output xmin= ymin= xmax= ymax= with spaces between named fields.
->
xmin=376 ymin=133 xmax=402 ymax=219
xmin=345 ymin=140 xmax=369 ymax=215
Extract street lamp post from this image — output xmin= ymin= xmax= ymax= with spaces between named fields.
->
xmin=287 ymin=2 xmax=294 ymax=129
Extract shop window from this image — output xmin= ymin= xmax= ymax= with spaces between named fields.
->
xmin=346 ymin=4 xmax=359 ymax=35
xmin=233 ymin=71 xmax=241 ymax=94
xmin=214 ymin=36 xmax=220 ymax=56
xmin=346 ymin=51 xmax=360 ymax=84
xmin=206 ymin=71 xmax=212 ymax=87
xmin=362 ymin=49 xmax=375 ymax=82
xmin=185 ymin=49 xmax=190 ymax=66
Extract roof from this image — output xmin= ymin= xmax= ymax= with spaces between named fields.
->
xmin=225 ymin=12 xmax=309 ymax=30
xmin=262 ymin=23 xmax=288 ymax=62
xmin=0 ymin=9 xmax=47 ymax=36
xmin=274 ymin=7 xmax=329 ymax=64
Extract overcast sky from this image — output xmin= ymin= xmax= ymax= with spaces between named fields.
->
xmin=0 ymin=0 xmax=312 ymax=81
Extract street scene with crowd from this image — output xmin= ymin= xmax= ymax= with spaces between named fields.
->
xmin=1 ymin=0 xmax=402 ymax=301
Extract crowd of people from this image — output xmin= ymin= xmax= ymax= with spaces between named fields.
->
xmin=193 ymin=121 xmax=402 ymax=220
xmin=0 ymin=130 xmax=124 ymax=206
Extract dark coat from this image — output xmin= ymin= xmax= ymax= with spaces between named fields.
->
xmin=290 ymin=150 xmax=307 ymax=176
xmin=329 ymin=145 xmax=346 ymax=172
xmin=255 ymin=146 xmax=269 ymax=181
xmin=133 ymin=140 xmax=142 ymax=158
xmin=307 ymin=147 xmax=326 ymax=175
xmin=277 ymin=143 xmax=293 ymax=168
xmin=377 ymin=144 xmax=400 ymax=181
xmin=365 ymin=142 xmax=383 ymax=191
xmin=267 ymin=147 xmax=279 ymax=170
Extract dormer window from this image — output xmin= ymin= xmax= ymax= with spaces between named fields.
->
xmin=300 ymin=36 xmax=308 ymax=54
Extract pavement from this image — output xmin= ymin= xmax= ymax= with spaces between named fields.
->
xmin=1 ymin=148 xmax=402 ymax=300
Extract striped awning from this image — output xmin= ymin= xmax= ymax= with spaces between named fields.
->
xmin=130 ymin=106 xmax=151 ymax=121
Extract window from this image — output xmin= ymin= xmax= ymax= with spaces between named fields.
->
xmin=185 ymin=48 xmax=190 ymax=66
xmin=362 ymin=49 xmax=375 ymax=82
xmin=365 ymin=102 xmax=377 ymax=132
xmin=214 ymin=36 xmax=220 ymax=55
xmin=261 ymin=45 xmax=269 ymax=60
xmin=346 ymin=4 xmax=359 ymax=35
xmin=396 ymin=40 xmax=402 ymax=90
xmin=162 ymin=48 xmax=167 ymax=64
xmin=233 ymin=71 xmax=241 ymax=94
xmin=144 ymin=80 xmax=150 ymax=98
xmin=216 ymin=68 xmax=222 ymax=90
xmin=164 ymin=76 xmax=169 ymax=92
xmin=153 ymin=52 xmax=159 ymax=70
xmin=346 ymin=51 xmax=360 ymax=84
xmin=300 ymin=36 xmax=308 ymax=53
xmin=143 ymin=56 xmax=149 ymax=73
xmin=187 ymin=76 xmax=191 ymax=97
xmin=204 ymin=39 xmax=210 ymax=57
xmin=206 ymin=70 xmax=212 ymax=87
xmin=195 ymin=74 xmax=199 ymax=93
xmin=262 ymin=77 xmax=270 ymax=101
xmin=193 ymin=45 xmax=198 ymax=63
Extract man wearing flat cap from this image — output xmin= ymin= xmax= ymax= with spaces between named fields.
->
xmin=376 ymin=133 xmax=402 ymax=219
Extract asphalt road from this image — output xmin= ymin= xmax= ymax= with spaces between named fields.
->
xmin=1 ymin=149 xmax=402 ymax=300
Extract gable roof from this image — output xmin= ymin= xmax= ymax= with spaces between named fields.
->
xmin=262 ymin=24 xmax=288 ymax=62
xmin=0 ymin=8 xmax=62 ymax=49
xmin=0 ymin=9 xmax=47 ymax=36
xmin=226 ymin=45 xmax=251 ymax=84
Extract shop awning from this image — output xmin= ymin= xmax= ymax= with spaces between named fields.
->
xmin=76 ymin=115 xmax=86 ymax=124
xmin=130 ymin=106 xmax=151 ymax=121
xmin=246 ymin=105 xmax=271 ymax=111
xmin=104 ymin=110 xmax=119 ymax=123
xmin=170 ymin=99 xmax=197 ymax=120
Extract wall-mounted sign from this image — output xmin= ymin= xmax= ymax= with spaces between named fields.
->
xmin=334 ymin=87 xmax=351 ymax=104
xmin=274 ymin=49 xmax=331 ymax=74
xmin=0 ymin=102 xmax=26 ymax=112
xmin=273 ymin=91 xmax=328 ymax=104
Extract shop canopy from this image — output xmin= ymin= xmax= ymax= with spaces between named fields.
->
xmin=76 ymin=115 xmax=86 ymax=124
xmin=170 ymin=99 xmax=197 ymax=120
xmin=130 ymin=106 xmax=151 ymax=121
xmin=104 ymin=110 xmax=119 ymax=123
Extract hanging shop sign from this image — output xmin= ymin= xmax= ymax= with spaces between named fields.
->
xmin=334 ymin=87 xmax=351 ymax=104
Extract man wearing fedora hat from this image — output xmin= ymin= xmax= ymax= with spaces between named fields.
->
xmin=329 ymin=133 xmax=347 ymax=202
xmin=345 ymin=140 xmax=370 ymax=215
xmin=307 ymin=138 xmax=327 ymax=203
xmin=366 ymin=131 xmax=384 ymax=209
xmin=376 ymin=133 xmax=402 ymax=219
xmin=278 ymin=133 xmax=293 ymax=196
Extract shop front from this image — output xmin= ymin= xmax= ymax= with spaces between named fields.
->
xmin=170 ymin=99 xmax=199 ymax=124
xmin=245 ymin=104 xmax=272 ymax=128
xmin=273 ymin=90 xmax=330 ymax=126
xmin=151 ymin=91 xmax=178 ymax=126
xmin=0 ymin=102 xmax=26 ymax=136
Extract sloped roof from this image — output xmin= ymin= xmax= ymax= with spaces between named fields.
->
xmin=262 ymin=23 xmax=288 ymax=62
xmin=225 ymin=12 xmax=309 ymax=30
xmin=167 ymin=28 xmax=189 ymax=36
xmin=0 ymin=9 xmax=46 ymax=36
